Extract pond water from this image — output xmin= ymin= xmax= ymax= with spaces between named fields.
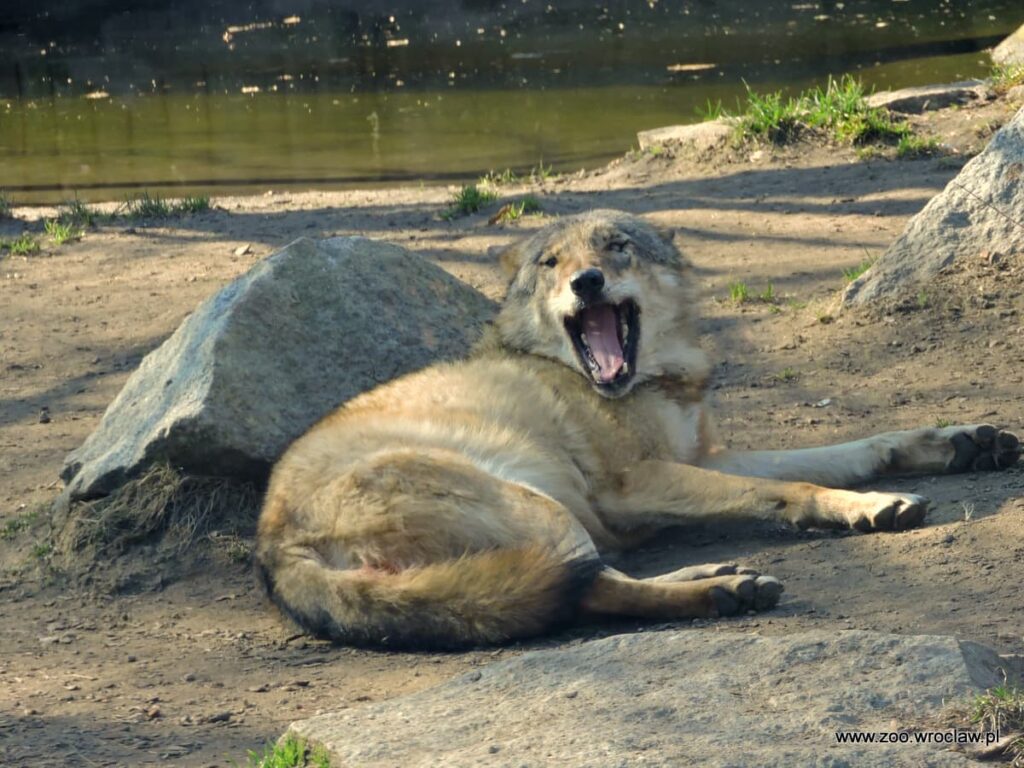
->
xmin=1 ymin=1 xmax=1022 ymax=203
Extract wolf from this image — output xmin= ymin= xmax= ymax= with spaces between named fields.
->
xmin=255 ymin=209 xmax=1019 ymax=649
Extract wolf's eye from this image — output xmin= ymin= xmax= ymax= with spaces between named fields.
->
xmin=542 ymin=256 xmax=557 ymax=268
xmin=608 ymin=239 xmax=629 ymax=253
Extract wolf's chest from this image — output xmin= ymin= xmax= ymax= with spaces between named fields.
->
xmin=649 ymin=399 xmax=704 ymax=464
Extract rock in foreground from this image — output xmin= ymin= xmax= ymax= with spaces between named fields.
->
xmin=844 ymin=106 xmax=1024 ymax=306
xmin=289 ymin=629 xmax=1005 ymax=767
xmin=61 ymin=237 xmax=496 ymax=500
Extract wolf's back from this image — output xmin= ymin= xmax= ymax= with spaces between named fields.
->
xmin=256 ymin=542 xmax=599 ymax=650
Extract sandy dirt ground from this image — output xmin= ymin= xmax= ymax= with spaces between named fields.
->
xmin=2 ymin=96 xmax=1024 ymax=767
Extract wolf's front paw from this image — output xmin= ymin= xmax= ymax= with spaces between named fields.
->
xmin=844 ymin=491 xmax=929 ymax=532
xmin=707 ymin=573 xmax=784 ymax=616
xmin=947 ymin=425 xmax=1020 ymax=472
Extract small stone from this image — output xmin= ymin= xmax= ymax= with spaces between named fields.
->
xmin=183 ymin=673 xmax=196 ymax=682
xmin=127 ymin=655 xmax=137 ymax=663
xmin=233 ymin=244 xmax=252 ymax=256
xmin=38 ymin=407 xmax=51 ymax=424
xmin=146 ymin=704 xmax=161 ymax=719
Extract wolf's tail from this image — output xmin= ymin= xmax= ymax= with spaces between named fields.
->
xmin=255 ymin=545 xmax=601 ymax=650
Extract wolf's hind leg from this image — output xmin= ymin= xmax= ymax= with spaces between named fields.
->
xmin=581 ymin=567 xmax=783 ymax=619
xmin=259 ymin=447 xmax=602 ymax=648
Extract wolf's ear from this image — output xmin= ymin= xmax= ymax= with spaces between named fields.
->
xmin=491 ymin=243 xmax=527 ymax=278
xmin=653 ymin=225 xmax=677 ymax=247
xmin=651 ymin=224 xmax=693 ymax=268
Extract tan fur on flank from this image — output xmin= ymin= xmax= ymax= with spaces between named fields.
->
xmin=256 ymin=210 xmax=1019 ymax=649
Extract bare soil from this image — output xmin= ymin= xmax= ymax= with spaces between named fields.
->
xmin=2 ymin=96 xmax=1023 ymax=767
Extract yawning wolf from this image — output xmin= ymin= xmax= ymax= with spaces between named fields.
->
xmin=256 ymin=210 xmax=1019 ymax=649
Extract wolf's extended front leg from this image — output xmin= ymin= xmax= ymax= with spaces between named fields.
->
xmin=602 ymin=460 xmax=928 ymax=533
xmin=700 ymin=424 xmax=1019 ymax=487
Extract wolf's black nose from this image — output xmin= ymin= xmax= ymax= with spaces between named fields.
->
xmin=570 ymin=268 xmax=605 ymax=298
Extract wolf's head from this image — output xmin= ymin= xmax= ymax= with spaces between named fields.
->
xmin=494 ymin=209 xmax=709 ymax=398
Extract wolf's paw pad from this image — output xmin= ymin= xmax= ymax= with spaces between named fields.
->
xmin=709 ymin=574 xmax=784 ymax=616
xmin=850 ymin=492 xmax=929 ymax=532
xmin=948 ymin=425 xmax=1020 ymax=472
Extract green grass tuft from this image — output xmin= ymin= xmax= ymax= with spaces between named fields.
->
xmin=530 ymin=160 xmax=555 ymax=183
xmin=246 ymin=735 xmax=331 ymax=768
xmin=990 ymin=63 xmax=1024 ymax=94
xmin=969 ymin=683 xmax=1024 ymax=766
xmin=492 ymin=196 xmax=542 ymax=223
xmin=696 ymin=98 xmax=724 ymax=121
xmin=176 ymin=195 xmax=211 ymax=214
xmin=44 ymin=218 xmax=83 ymax=245
xmin=842 ymin=258 xmax=875 ymax=283
xmin=2 ymin=233 xmax=41 ymax=255
xmin=1 ymin=508 xmax=40 ymax=540
xmin=934 ymin=417 xmax=952 ymax=428
xmin=0 ymin=190 xmax=11 ymax=218
xmin=442 ymin=184 xmax=499 ymax=220
xmin=896 ymin=133 xmax=939 ymax=159
xmin=57 ymin=196 xmax=98 ymax=228
xmin=479 ymin=168 xmax=520 ymax=187
xmin=735 ymin=86 xmax=803 ymax=143
xmin=729 ymin=74 xmax=928 ymax=152
xmin=759 ymin=282 xmax=776 ymax=303
xmin=123 ymin=192 xmax=211 ymax=219
xmin=728 ymin=281 xmax=750 ymax=304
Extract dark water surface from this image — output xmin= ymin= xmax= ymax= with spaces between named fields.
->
xmin=1 ymin=1 xmax=1022 ymax=203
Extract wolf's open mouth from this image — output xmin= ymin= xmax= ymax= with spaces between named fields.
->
xmin=564 ymin=300 xmax=639 ymax=393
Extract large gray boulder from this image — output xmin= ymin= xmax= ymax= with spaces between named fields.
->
xmin=844 ymin=106 xmax=1024 ymax=306
xmin=61 ymin=237 xmax=496 ymax=500
xmin=288 ymin=629 xmax=1009 ymax=767
xmin=992 ymin=23 xmax=1024 ymax=66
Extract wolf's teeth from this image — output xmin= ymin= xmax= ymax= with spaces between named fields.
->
xmin=621 ymin=362 xmax=629 ymax=374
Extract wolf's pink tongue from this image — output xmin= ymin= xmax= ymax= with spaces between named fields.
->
xmin=581 ymin=305 xmax=624 ymax=382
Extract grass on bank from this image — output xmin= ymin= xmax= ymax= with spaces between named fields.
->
xmin=245 ymin=735 xmax=330 ymax=768
xmin=969 ymin=683 xmax=1024 ymax=766
xmin=842 ymin=257 xmax=876 ymax=283
xmin=713 ymin=75 xmax=936 ymax=153
xmin=990 ymin=63 xmax=1024 ymax=95
xmin=121 ymin=192 xmax=210 ymax=219
xmin=442 ymin=184 xmax=498 ymax=219
xmin=44 ymin=218 xmax=82 ymax=245
xmin=727 ymin=280 xmax=781 ymax=306
xmin=0 ymin=190 xmax=11 ymax=218
xmin=1 ymin=233 xmax=41 ymax=255
xmin=490 ymin=195 xmax=542 ymax=224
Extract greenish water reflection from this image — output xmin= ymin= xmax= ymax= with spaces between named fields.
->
xmin=0 ymin=0 xmax=1020 ymax=203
